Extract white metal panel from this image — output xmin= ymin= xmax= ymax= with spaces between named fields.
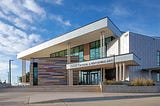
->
xmin=120 ymin=32 xmax=129 ymax=54
xmin=107 ymin=32 xmax=129 ymax=57
xmin=107 ymin=39 xmax=119 ymax=56
xmin=17 ymin=18 xmax=108 ymax=59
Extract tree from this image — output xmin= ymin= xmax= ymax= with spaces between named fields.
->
xmin=19 ymin=72 xmax=30 ymax=82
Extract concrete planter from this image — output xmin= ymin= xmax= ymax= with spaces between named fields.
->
xmin=102 ymin=85 xmax=160 ymax=93
xmin=0 ymin=84 xmax=10 ymax=88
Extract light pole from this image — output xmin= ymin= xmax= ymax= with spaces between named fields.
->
xmin=9 ymin=60 xmax=14 ymax=85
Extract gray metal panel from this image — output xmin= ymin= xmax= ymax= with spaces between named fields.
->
xmin=128 ymin=32 xmax=160 ymax=80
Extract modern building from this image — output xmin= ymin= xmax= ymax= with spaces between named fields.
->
xmin=17 ymin=17 xmax=160 ymax=86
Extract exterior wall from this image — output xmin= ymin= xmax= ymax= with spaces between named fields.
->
xmin=30 ymin=57 xmax=79 ymax=86
xmin=84 ymin=43 xmax=90 ymax=61
xmin=73 ymin=70 xmax=79 ymax=85
xmin=106 ymin=32 xmax=160 ymax=81
xmin=38 ymin=58 xmax=67 ymax=85
xmin=107 ymin=39 xmax=119 ymax=56
xmin=125 ymin=66 xmax=130 ymax=81
xmin=120 ymin=32 xmax=129 ymax=54
xmin=129 ymin=32 xmax=160 ymax=80
xmin=107 ymin=31 xmax=160 ymax=81
xmin=28 ymin=31 xmax=160 ymax=84
xmin=107 ymin=32 xmax=129 ymax=56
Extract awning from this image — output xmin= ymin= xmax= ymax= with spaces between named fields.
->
xmin=66 ymin=53 xmax=140 ymax=70
xmin=17 ymin=17 xmax=122 ymax=60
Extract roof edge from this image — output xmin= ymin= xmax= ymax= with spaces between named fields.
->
xmin=17 ymin=17 xmax=109 ymax=59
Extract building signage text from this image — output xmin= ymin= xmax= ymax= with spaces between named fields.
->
xmin=67 ymin=57 xmax=114 ymax=69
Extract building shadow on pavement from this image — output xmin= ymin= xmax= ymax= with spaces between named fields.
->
xmin=32 ymin=94 xmax=160 ymax=104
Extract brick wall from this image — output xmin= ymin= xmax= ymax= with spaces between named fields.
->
xmin=84 ymin=43 xmax=90 ymax=61
xmin=30 ymin=57 xmax=79 ymax=86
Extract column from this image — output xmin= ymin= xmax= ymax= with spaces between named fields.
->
xmin=122 ymin=63 xmax=125 ymax=81
xmin=102 ymin=31 xmax=106 ymax=57
xmin=116 ymin=64 xmax=119 ymax=81
xmin=149 ymin=70 xmax=152 ymax=79
xmin=103 ymin=68 xmax=105 ymax=82
xmin=67 ymin=43 xmax=73 ymax=85
xmin=68 ymin=70 xmax=73 ymax=86
xmin=22 ymin=60 xmax=26 ymax=84
xmin=119 ymin=63 xmax=122 ymax=81
xmin=100 ymin=33 xmax=103 ymax=58
xmin=101 ymin=68 xmax=103 ymax=82
xmin=67 ymin=42 xmax=71 ymax=64
xmin=30 ymin=59 xmax=33 ymax=86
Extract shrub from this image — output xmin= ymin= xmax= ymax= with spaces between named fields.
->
xmin=146 ymin=79 xmax=154 ymax=86
xmin=131 ymin=78 xmax=154 ymax=86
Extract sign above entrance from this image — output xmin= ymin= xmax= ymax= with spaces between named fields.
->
xmin=66 ymin=53 xmax=140 ymax=70
xmin=66 ymin=57 xmax=114 ymax=69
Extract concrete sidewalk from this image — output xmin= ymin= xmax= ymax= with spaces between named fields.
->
xmin=0 ymin=92 xmax=160 ymax=106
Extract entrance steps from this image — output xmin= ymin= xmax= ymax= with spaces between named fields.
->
xmin=0 ymin=85 xmax=101 ymax=92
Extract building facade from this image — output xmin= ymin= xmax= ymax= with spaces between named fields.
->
xmin=17 ymin=17 xmax=160 ymax=86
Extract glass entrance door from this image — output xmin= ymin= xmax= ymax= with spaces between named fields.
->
xmin=90 ymin=73 xmax=98 ymax=85
xmin=82 ymin=73 xmax=88 ymax=85
xmin=80 ymin=69 xmax=101 ymax=85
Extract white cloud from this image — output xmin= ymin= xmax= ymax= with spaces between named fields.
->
xmin=0 ymin=21 xmax=41 ymax=55
xmin=50 ymin=15 xmax=71 ymax=26
xmin=54 ymin=0 xmax=63 ymax=5
xmin=0 ymin=0 xmax=46 ymax=30
xmin=111 ymin=5 xmax=130 ymax=16
xmin=23 ymin=0 xmax=45 ymax=15
xmin=0 ymin=0 xmax=69 ymax=82
xmin=43 ymin=0 xmax=63 ymax=5
xmin=75 ymin=4 xmax=107 ymax=13
xmin=0 ymin=21 xmax=41 ymax=80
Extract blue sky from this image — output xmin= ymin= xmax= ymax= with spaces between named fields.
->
xmin=0 ymin=0 xmax=160 ymax=84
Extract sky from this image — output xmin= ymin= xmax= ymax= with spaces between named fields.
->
xmin=0 ymin=0 xmax=160 ymax=84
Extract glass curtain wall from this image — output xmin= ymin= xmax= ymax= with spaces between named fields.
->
xmin=50 ymin=45 xmax=84 ymax=62
xmin=89 ymin=36 xmax=115 ymax=60
xmin=33 ymin=62 xmax=38 ymax=85
xmin=50 ymin=36 xmax=114 ymax=61
xmin=50 ymin=50 xmax=67 ymax=58
xmin=71 ymin=45 xmax=84 ymax=62
xmin=90 ymin=40 xmax=100 ymax=60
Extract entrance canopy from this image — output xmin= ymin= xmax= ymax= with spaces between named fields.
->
xmin=17 ymin=17 xmax=121 ymax=60
xmin=66 ymin=53 xmax=140 ymax=70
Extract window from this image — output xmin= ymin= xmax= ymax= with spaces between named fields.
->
xmin=71 ymin=45 xmax=84 ymax=62
xmin=59 ymin=51 xmax=64 ymax=57
xmin=157 ymin=73 xmax=160 ymax=82
xmin=50 ymin=50 xmax=67 ymax=58
xmin=89 ymin=37 xmax=115 ymax=60
xmin=90 ymin=40 xmax=100 ymax=60
xmin=50 ymin=45 xmax=84 ymax=62
xmin=33 ymin=62 xmax=38 ymax=85
xmin=157 ymin=51 xmax=160 ymax=66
